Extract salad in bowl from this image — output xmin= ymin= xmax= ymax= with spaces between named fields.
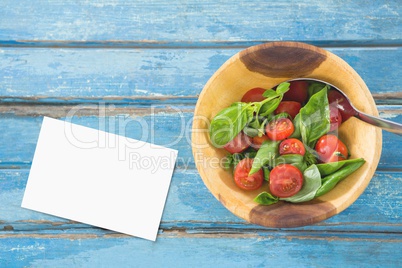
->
xmin=209 ymin=80 xmax=365 ymax=206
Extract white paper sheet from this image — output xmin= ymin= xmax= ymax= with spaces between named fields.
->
xmin=21 ymin=116 xmax=178 ymax=241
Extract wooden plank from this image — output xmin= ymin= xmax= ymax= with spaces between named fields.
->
xmin=1 ymin=168 xmax=401 ymax=231
xmin=0 ymin=1 xmax=401 ymax=43
xmin=0 ymin=232 xmax=401 ymax=267
xmin=0 ymin=110 xmax=402 ymax=169
xmin=0 ymin=113 xmax=195 ymax=167
xmin=0 ymin=47 xmax=401 ymax=99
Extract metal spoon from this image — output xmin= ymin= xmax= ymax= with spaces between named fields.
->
xmin=289 ymin=78 xmax=402 ymax=136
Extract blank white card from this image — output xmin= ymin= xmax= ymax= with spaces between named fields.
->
xmin=22 ymin=116 xmax=178 ymax=241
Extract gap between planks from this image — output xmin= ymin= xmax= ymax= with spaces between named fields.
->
xmin=1 ymin=95 xmax=402 ymax=117
xmin=0 ymin=103 xmax=195 ymax=117
xmin=1 ymin=229 xmax=402 ymax=242
xmin=1 ymin=40 xmax=402 ymax=49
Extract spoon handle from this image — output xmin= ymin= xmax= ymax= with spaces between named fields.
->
xmin=356 ymin=112 xmax=402 ymax=136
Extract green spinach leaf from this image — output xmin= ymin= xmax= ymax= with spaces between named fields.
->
xmin=243 ymin=126 xmax=259 ymax=137
xmin=276 ymin=82 xmax=291 ymax=95
xmin=299 ymin=87 xmax=330 ymax=147
xmin=316 ymin=158 xmax=365 ymax=177
xmin=254 ymin=191 xmax=279 ymax=205
xmin=259 ymin=98 xmax=282 ymax=117
xmin=262 ymin=166 xmax=270 ymax=181
xmin=209 ymin=102 xmax=252 ymax=147
xmin=289 ymin=113 xmax=301 ymax=139
xmin=281 ymin=164 xmax=321 ymax=203
xmin=262 ymin=89 xmax=279 ymax=98
xmin=315 ymin=159 xmax=365 ymax=197
xmin=249 ymin=140 xmax=279 ymax=174
xmin=258 ymin=83 xmax=290 ymax=117
xmin=273 ymin=154 xmax=304 ymax=167
xmin=308 ymin=81 xmax=327 ymax=98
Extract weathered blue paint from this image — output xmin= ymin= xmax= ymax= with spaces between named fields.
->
xmin=1 ymin=235 xmax=400 ymax=267
xmin=1 ymin=0 xmax=401 ymax=266
xmin=0 ymin=0 xmax=401 ymax=42
xmin=0 ymin=48 xmax=401 ymax=98
xmin=0 ymin=169 xmax=401 ymax=231
xmin=0 ymin=112 xmax=402 ymax=170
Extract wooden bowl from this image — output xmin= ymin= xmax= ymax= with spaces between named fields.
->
xmin=192 ymin=42 xmax=382 ymax=227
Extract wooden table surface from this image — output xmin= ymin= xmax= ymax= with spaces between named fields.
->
xmin=0 ymin=1 xmax=401 ymax=267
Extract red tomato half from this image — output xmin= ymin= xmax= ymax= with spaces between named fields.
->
xmin=274 ymin=101 xmax=302 ymax=119
xmin=223 ymin=131 xmax=251 ymax=154
xmin=251 ymin=134 xmax=270 ymax=149
xmin=241 ymin=87 xmax=266 ymax=102
xmin=329 ymin=104 xmax=343 ymax=132
xmin=265 ymin=118 xmax=294 ymax=141
xmin=234 ymin=158 xmax=264 ymax=191
xmin=279 ymin=138 xmax=306 ymax=156
xmin=283 ymin=81 xmax=308 ymax=103
xmin=315 ymin=134 xmax=348 ymax=163
xmin=328 ymin=89 xmax=355 ymax=121
xmin=269 ymin=164 xmax=303 ymax=198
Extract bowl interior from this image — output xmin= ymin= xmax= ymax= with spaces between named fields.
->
xmin=192 ymin=42 xmax=382 ymax=227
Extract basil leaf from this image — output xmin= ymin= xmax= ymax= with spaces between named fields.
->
xmin=247 ymin=117 xmax=262 ymax=129
xmin=308 ymin=82 xmax=327 ymax=98
xmin=299 ymin=87 xmax=330 ymax=148
xmin=289 ymin=113 xmax=301 ymax=139
xmin=258 ymin=82 xmax=290 ymax=117
xmin=249 ymin=140 xmax=280 ymax=174
xmin=304 ymin=149 xmax=318 ymax=166
xmin=245 ymin=116 xmax=268 ymax=137
xmin=281 ymin=164 xmax=321 ymax=203
xmin=259 ymin=98 xmax=281 ymax=117
xmin=273 ymin=154 xmax=304 ymax=167
xmin=243 ymin=126 xmax=259 ymax=137
xmin=275 ymin=82 xmax=290 ymax=95
xmin=271 ymin=112 xmax=290 ymax=121
xmin=291 ymin=161 xmax=308 ymax=172
xmin=262 ymin=166 xmax=270 ymax=181
xmin=262 ymin=89 xmax=278 ymax=98
xmin=243 ymin=147 xmax=258 ymax=159
xmin=209 ymin=102 xmax=252 ymax=147
xmin=254 ymin=191 xmax=279 ymax=205
xmin=316 ymin=158 xmax=365 ymax=177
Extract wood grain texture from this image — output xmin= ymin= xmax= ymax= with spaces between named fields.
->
xmin=0 ymin=47 xmax=401 ymax=99
xmin=0 ymin=0 xmax=401 ymax=43
xmin=240 ymin=42 xmax=326 ymax=77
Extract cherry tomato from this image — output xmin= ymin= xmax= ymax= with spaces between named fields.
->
xmin=279 ymin=138 xmax=306 ymax=156
xmin=329 ymin=104 xmax=342 ymax=132
xmin=265 ymin=117 xmax=294 ymax=141
xmin=282 ymin=81 xmax=308 ymax=103
xmin=328 ymin=89 xmax=355 ymax=121
xmin=315 ymin=134 xmax=348 ymax=163
xmin=251 ymin=134 xmax=270 ymax=149
xmin=223 ymin=131 xmax=251 ymax=154
xmin=269 ymin=164 xmax=303 ymax=198
xmin=234 ymin=158 xmax=264 ymax=190
xmin=274 ymin=101 xmax=302 ymax=119
xmin=241 ymin=87 xmax=266 ymax=102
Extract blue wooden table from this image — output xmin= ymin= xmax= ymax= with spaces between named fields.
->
xmin=0 ymin=1 xmax=401 ymax=267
